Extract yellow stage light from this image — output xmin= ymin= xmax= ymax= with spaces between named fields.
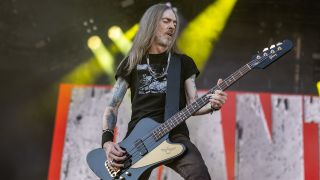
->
xmin=87 ymin=36 xmax=102 ymax=50
xmin=62 ymin=57 xmax=103 ymax=84
xmin=317 ymin=81 xmax=320 ymax=95
xmin=108 ymin=26 xmax=122 ymax=40
xmin=60 ymin=24 xmax=138 ymax=85
xmin=87 ymin=35 xmax=115 ymax=81
xmin=177 ymin=0 xmax=237 ymax=71
xmin=124 ymin=23 xmax=139 ymax=40
xmin=108 ymin=26 xmax=133 ymax=55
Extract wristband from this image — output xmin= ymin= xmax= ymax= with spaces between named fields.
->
xmin=101 ymin=129 xmax=114 ymax=148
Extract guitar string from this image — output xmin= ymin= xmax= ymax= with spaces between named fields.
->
xmin=115 ymin=55 xmax=269 ymax=172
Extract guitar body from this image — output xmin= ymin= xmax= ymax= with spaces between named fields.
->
xmin=87 ymin=117 xmax=186 ymax=179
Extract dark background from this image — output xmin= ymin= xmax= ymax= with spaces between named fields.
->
xmin=1 ymin=0 xmax=319 ymax=179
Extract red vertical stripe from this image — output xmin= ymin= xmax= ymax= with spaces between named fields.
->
xmin=303 ymin=122 xmax=319 ymax=180
xmin=48 ymin=84 xmax=73 ymax=180
xmin=259 ymin=93 xmax=272 ymax=139
xmin=113 ymin=127 xmax=118 ymax=142
xmin=221 ymin=91 xmax=236 ymax=180
xmin=157 ymin=165 xmax=164 ymax=180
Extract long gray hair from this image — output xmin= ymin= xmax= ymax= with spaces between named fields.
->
xmin=125 ymin=3 xmax=180 ymax=73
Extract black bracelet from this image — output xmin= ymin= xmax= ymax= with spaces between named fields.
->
xmin=101 ymin=129 xmax=114 ymax=148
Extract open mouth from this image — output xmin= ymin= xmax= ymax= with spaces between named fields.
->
xmin=166 ymin=32 xmax=173 ymax=37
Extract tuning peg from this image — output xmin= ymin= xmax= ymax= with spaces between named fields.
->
xmin=263 ymin=48 xmax=269 ymax=52
xmin=276 ymin=42 xmax=283 ymax=46
xmin=270 ymin=44 xmax=275 ymax=49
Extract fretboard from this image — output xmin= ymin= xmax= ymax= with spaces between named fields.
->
xmin=151 ymin=63 xmax=253 ymax=141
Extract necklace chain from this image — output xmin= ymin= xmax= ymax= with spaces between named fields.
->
xmin=146 ymin=52 xmax=171 ymax=79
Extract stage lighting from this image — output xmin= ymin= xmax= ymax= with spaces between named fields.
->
xmin=317 ymin=81 xmax=320 ymax=95
xmin=177 ymin=0 xmax=237 ymax=70
xmin=87 ymin=36 xmax=102 ymax=50
xmin=87 ymin=35 xmax=115 ymax=80
xmin=124 ymin=23 xmax=139 ymax=40
xmin=108 ymin=26 xmax=132 ymax=55
xmin=108 ymin=26 xmax=122 ymax=40
xmin=61 ymin=25 xmax=138 ymax=85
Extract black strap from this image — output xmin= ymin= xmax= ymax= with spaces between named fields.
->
xmin=164 ymin=53 xmax=181 ymax=121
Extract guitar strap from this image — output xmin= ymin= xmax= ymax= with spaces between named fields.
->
xmin=164 ymin=53 xmax=181 ymax=121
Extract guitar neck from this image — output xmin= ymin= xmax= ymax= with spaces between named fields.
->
xmin=152 ymin=63 xmax=253 ymax=140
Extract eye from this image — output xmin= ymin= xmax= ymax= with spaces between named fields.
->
xmin=162 ymin=19 xmax=169 ymax=23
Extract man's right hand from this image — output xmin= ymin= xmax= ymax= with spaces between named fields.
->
xmin=103 ymin=141 xmax=127 ymax=169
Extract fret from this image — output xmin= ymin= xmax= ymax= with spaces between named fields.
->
xmin=246 ymin=64 xmax=251 ymax=70
xmin=231 ymin=75 xmax=235 ymax=81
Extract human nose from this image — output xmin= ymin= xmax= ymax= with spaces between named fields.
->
xmin=168 ymin=21 xmax=175 ymax=30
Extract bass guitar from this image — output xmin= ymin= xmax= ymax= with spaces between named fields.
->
xmin=87 ymin=39 xmax=293 ymax=179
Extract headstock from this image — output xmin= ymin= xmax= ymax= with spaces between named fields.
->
xmin=251 ymin=40 xmax=293 ymax=69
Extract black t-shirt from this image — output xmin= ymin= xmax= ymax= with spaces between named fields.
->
xmin=115 ymin=51 xmax=199 ymax=137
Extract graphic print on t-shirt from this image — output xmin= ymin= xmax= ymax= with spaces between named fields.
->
xmin=137 ymin=64 xmax=167 ymax=94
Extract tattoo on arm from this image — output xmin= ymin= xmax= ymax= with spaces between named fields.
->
xmin=109 ymin=78 xmax=128 ymax=107
xmin=106 ymin=111 xmax=117 ymax=130
xmin=186 ymin=74 xmax=212 ymax=115
xmin=190 ymin=75 xmax=198 ymax=99
xmin=185 ymin=74 xmax=198 ymax=105
xmin=103 ymin=78 xmax=128 ymax=130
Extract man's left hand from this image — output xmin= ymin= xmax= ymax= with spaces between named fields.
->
xmin=208 ymin=79 xmax=227 ymax=110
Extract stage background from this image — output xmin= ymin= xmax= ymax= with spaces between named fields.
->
xmin=1 ymin=0 xmax=319 ymax=179
xmin=48 ymin=85 xmax=320 ymax=180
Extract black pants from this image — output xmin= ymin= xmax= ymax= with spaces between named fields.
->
xmin=139 ymin=134 xmax=212 ymax=180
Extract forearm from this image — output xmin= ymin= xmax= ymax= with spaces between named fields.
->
xmin=185 ymin=75 xmax=216 ymax=116
xmin=102 ymin=107 xmax=118 ymax=131
xmin=101 ymin=78 xmax=128 ymax=146
xmin=102 ymin=77 xmax=128 ymax=130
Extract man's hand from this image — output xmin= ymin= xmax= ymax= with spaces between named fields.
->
xmin=207 ymin=79 xmax=228 ymax=110
xmin=103 ymin=141 xmax=127 ymax=169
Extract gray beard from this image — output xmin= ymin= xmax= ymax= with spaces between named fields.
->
xmin=157 ymin=35 xmax=172 ymax=47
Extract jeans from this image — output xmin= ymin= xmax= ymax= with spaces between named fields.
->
xmin=139 ymin=134 xmax=212 ymax=180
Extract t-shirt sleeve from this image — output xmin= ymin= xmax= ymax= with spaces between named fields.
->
xmin=115 ymin=58 xmax=131 ymax=84
xmin=181 ymin=54 xmax=200 ymax=81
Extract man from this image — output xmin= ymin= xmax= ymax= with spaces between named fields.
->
xmin=101 ymin=3 xmax=227 ymax=180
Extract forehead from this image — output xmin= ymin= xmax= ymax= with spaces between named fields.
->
xmin=161 ymin=9 xmax=176 ymax=21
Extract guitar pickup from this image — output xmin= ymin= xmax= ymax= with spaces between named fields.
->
xmin=123 ymin=154 xmax=132 ymax=169
xmin=135 ymin=139 xmax=148 ymax=156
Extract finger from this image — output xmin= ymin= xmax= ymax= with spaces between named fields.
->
xmin=214 ymin=91 xmax=227 ymax=101
xmin=214 ymin=90 xmax=226 ymax=96
xmin=210 ymin=93 xmax=224 ymax=102
xmin=110 ymin=146 xmax=125 ymax=157
xmin=112 ymin=161 xmax=124 ymax=168
xmin=114 ymin=144 xmax=126 ymax=153
xmin=217 ymin=78 xmax=223 ymax=85
xmin=109 ymin=153 xmax=127 ymax=162
xmin=214 ymin=94 xmax=227 ymax=103
xmin=209 ymin=99 xmax=222 ymax=107
xmin=218 ymin=91 xmax=227 ymax=98
xmin=108 ymin=159 xmax=124 ymax=169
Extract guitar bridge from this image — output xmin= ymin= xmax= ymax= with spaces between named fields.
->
xmin=104 ymin=160 xmax=120 ymax=178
